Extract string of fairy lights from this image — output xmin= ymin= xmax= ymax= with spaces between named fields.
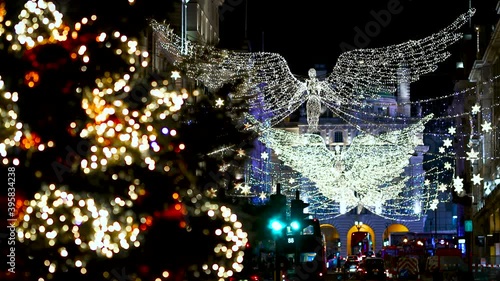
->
xmin=1 ymin=1 xmax=249 ymax=280
xmin=18 ymin=182 xmax=144 ymax=273
xmin=76 ymin=28 xmax=190 ymax=173
xmin=0 ymin=75 xmax=23 ymax=160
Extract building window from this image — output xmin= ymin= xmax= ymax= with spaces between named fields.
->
xmin=334 ymin=131 xmax=343 ymax=143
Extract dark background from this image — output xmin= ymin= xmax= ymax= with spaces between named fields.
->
xmin=219 ymin=0 xmax=498 ymax=99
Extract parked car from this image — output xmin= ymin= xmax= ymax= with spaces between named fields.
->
xmin=343 ymin=259 xmax=360 ymax=276
xmin=228 ymin=268 xmax=263 ymax=281
xmin=346 ymin=255 xmax=360 ymax=262
xmin=356 ymin=257 xmax=386 ymax=281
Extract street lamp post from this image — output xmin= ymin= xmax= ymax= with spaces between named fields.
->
xmin=355 ymin=221 xmax=363 ymax=232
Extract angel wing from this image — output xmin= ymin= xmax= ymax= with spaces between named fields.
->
xmin=340 ymin=114 xmax=434 ymax=216
xmin=256 ymin=124 xmax=357 ymax=203
xmin=151 ymin=8 xmax=474 ymax=127
xmin=252 ymin=113 xmax=433 ymax=217
xmin=150 ymin=20 xmax=307 ymax=125
xmin=321 ymin=8 xmax=476 ymax=108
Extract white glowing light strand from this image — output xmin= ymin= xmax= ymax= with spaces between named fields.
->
xmin=317 ymin=100 xmax=420 ymax=137
xmin=251 ymin=114 xmax=434 ymax=215
xmin=151 ymin=9 xmax=475 ymax=129
xmin=392 ymin=74 xmax=500 ymax=107
xmin=318 ymin=78 xmax=500 ymax=132
xmin=322 ymin=78 xmax=500 ymax=141
xmin=323 ymin=97 xmax=499 ymax=152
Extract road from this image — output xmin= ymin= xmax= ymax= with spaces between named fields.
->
xmin=324 ymin=271 xmax=428 ymax=281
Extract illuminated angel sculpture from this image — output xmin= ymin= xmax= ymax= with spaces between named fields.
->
xmin=151 ymin=9 xmax=475 ymax=131
xmin=247 ymin=113 xmax=434 ymax=218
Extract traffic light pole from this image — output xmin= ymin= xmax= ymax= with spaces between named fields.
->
xmin=270 ymin=183 xmax=286 ymax=281
xmin=269 ymin=186 xmax=310 ymax=281
xmin=274 ymin=238 xmax=280 ymax=281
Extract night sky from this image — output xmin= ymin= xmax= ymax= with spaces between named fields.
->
xmin=219 ymin=0 xmax=497 ymax=99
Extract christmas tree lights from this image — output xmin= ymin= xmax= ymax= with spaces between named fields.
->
xmin=0 ymin=1 xmax=252 ymax=280
xmin=0 ymin=76 xmax=23 ymax=159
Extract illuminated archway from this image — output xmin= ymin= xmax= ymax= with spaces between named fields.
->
xmin=383 ymin=223 xmax=409 ymax=246
xmin=321 ymin=224 xmax=340 ymax=255
xmin=347 ymin=224 xmax=376 ymax=255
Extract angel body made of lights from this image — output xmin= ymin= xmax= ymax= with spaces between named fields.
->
xmin=245 ymin=112 xmax=434 ymax=218
xmin=150 ymin=9 xmax=475 ymax=131
xmin=304 ymin=68 xmax=323 ymax=132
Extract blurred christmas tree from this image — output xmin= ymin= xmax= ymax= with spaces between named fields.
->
xmin=0 ymin=1 xmax=257 ymax=280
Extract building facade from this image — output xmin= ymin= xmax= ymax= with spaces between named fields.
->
xmin=150 ymin=0 xmax=225 ymax=75
xmin=467 ymin=7 xmax=500 ymax=265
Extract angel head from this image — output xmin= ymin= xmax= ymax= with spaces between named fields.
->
xmin=308 ymin=68 xmax=317 ymax=79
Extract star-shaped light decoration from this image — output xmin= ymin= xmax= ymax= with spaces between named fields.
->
xmin=481 ymin=121 xmax=492 ymax=132
xmin=219 ymin=162 xmax=229 ymax=172
xmin=471 ymin=173 xmax=483 ymax=185
xmin=215 ymin=97 xmax=224 ymax=108
xmin=424 ymin=179 xmax=430 ymax=186
xmin=240 ymin=184 xmax=252 ymax=195
xmin=429 ymin=199 xmax=439 ymax=210
xmin=444 ymin=162 xmax=452 ymax=170
xmin=170 ymin=70 xmax=181 ymax=80
xmin=443 ymin=138 xmax=453 ymax=148
xmin=438 ymin=147 xmax=446 ymax=153
xmin=206 ymin=187 xmax=218 ymax=198
xmin=260 ymin=151 xmax=269 ymax=160
xmin=448 ymin=126 xmax=456 ymax=135
xmin=259 ymin=191 xmax=267 ymax=200
xmin=438 ymin=183 xmax=447 ymax=192
xmin=243 ymin=123 xmax=253 ymax=130
xmin=234 ymin=182 xmax=243 ymax=191
xmin=237 ymin=148 xmax=245 ymax=157
xmin=453 ymin=176 xmax=464 ymax=193
xmin=466 ymin=148 xmax=479 ymax=163
xmin=288 ymin=178 xmax=295 ymax=184
xmin=471 ymin=103 xmax=481 ymax=114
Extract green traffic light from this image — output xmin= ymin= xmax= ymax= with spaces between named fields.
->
xmin=269 ymin=219 xmax=285 ymax=232
xmin=290 ymin=220 xmax=300 ymax=230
